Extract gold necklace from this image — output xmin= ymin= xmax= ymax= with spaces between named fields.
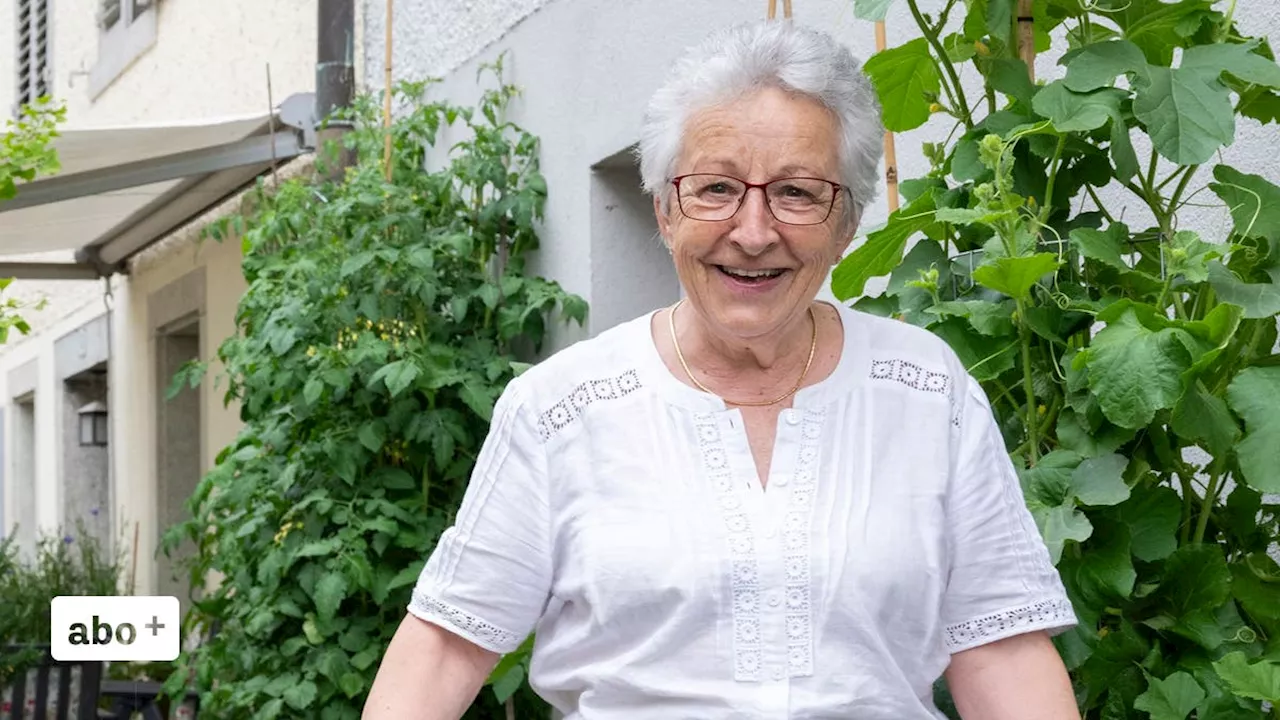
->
xmin=667 ymin=299 xmax=818 ymax=407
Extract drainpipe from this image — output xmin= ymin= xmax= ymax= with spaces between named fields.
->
xmin=316 ymin=0 xmax=355 ymax=173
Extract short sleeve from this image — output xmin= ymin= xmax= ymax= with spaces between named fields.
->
xmin=940 ymin=375 xmax=1077 ymax=654
xmin=406 ymin=380 xmax=551 ymax=654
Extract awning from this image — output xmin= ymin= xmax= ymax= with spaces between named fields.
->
xmin=0 ymin=93 xmax=317 ymax=279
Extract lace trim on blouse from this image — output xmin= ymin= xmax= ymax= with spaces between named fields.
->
xmin=537 ymin=369 xmax=642 ymax=442
xmin=408 ymin=588 xmax=521 ymax=653
xmin=694 ymin=413 xmax=763 ymax=682
xmin=944 ymin=597 xmax=1077 ymax=653
xmin=782 ymin=409 xmax=824 ymax=678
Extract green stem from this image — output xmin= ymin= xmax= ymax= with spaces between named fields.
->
xmin=1178 ymin=471 xmax=1195 ymax=546
xmin=1039 ymin=135 xmax=1069 ymax=224
xmin=1144 ymin=149 xmax=1160 ymax=197
xmin=1171 ymin=292 xmax=1188 ymax=321
xmin=1192 ymin=466 xmax=1224 ymax=544
xmin=1017 ymin=299 xmax=1039 ymax=465
xmin=1156 ymin=274 xmax=1173 ymax=311
xmin=1085 ymin=185 xmax=1116 ymax=224
xmin=906 ymin=0 xmax=975 ymax=130
xmin=1167 ymin=165 xmax=1199 ymax=217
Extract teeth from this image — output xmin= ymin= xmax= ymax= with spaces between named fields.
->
xmin=721 ymin=266 xmax=783 ymax=278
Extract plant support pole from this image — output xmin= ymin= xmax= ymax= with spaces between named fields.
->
xmin=877 ymin=20 xmax=900 ymax=213
xmin=1017 ymin=0 xmax=1035 ymax=81
xmin=382 ymin=0 xmax=394 ymax=181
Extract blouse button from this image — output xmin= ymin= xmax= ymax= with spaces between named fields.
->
xmin=768 ymin=592 xmax=782 ymax=607
xmin=785 ymin=409 xmax=802 ymax=425
xmin=771 ymin=668 xmax=785 ymax=681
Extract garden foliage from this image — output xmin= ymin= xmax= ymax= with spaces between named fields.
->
xmin=847 ymin=0 xmax=1280 ymax=716
xmin=161 ymin=64 xmax=584 ymax=719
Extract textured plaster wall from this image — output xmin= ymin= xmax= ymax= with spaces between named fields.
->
xmin=362 ymin=0 xmax=1280 ymax=345
xmin=0 ymin=0 xmax=312 ymax=581
xmin=56 ymin=0 xmax=317 ymax=126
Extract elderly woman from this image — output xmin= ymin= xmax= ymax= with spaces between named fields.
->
xmin=366 ymin=20 xmax=1080 ymax=720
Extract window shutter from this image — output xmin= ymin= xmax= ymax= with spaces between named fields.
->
xmin=15 ymin=0 xmax=49 ymax=109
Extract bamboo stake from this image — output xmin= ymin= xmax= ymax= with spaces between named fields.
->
xmin=876 ymin=21 xmax=899 ymax=213
xmin=767 ymin=0 xmax=777 ymax=19
xmin=382 ymin=0 xmax=394 ymax=181
xmin=128 ymin=520 xmax=140 ymax=595
xmin=1017 ymin=0 xmax=1035 ymax=81
xmin=783 ymin=0 xmax=792 ymax=18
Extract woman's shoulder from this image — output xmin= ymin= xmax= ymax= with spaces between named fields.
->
xmin=503 ymin=311 xmax=654 ymax=430
xmin=841 ymin=304 xmax=968 ymax=378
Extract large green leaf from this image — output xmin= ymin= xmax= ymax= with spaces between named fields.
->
xmin=929 ymin=318 xmax=1018 ymax=381
xmin=1171 ymin=383 xmax=1240 ymax=457
xmin=1157 ymin=544 xmax=1232 ymax=619
xmin=1133 ymin=671 xmax=1206 ymax=720
xmin=1225 ymin=366 xmax=1280 ymax=493
xmin=925 ymin=300 xmax=1015 ymax=336
xmin=988 ymin=59 xmax=1036 ymax=107
xmin=313 ymin=571 xmax=349 ymax=625
xmin=1073 ymin=518 xmax=1136 ymax=603
xmin=1085 ymin=307 xmax=1193 ymax=429
xmin=1021 ymin=450 xmax=1080 ymax=507
xmin=1110 ymin=118 xmax=1140 ymax=183
xmin=1209 ymin=165 xmax=1280 ymax=243
xmin=864 ymin=39 xmax=940 ymax=132
xmin=972 ymin=252 xmax=1061 ymax=300
xmin=1033 ymin=81 xmax=1126 ymax=132
xmin=1133 ymin=66 xmax=1235 ymax=165
xmin=1070 ymin=224 xmax=1132 ymax=272
xmin=1211 ymin=652 xmax=1280 ymax=703
xmin=1064 ymin=40 xmax=1149 ymax=91
xmin=1070 ymin=453 xmax=1130 ymax=506
xmin=1038 ymin=501 xmax=1094 ymax=564
xmin=853 ymin=0 xmax=896 ymax=20
xmin=1094 ymin=0 xmax=1217 ymax=66
xmin=1206 ymin=262 xmax=1280 ymax=319
xmin=1181 ymin=41 xmax=1280 ymax=88
xmin=1115 ymin=486 xmax=1180 ymax=562
xmin=832 ymin=193 xmax=936 ymax=300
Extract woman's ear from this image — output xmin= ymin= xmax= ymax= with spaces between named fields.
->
xmin=654 ymin=195 xmax=671 ymax=239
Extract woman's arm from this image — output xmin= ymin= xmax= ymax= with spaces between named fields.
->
xmin=944 ymin=631 xmax=1081 ymax=720
xmin=363 ymin=614 xmax=500 ymax=720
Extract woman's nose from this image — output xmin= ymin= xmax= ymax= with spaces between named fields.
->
xmin=729 ymin=188 xmax=779 ymax=256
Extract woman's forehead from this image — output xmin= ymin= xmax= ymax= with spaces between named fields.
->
xmin=678 ymin=87 xmax=840 ymax=176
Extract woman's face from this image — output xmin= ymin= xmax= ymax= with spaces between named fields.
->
xmin=656 ymin=86 xmax=857 ymax=342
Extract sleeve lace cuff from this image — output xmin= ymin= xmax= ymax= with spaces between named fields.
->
xmin=407 ymin=589 xmax=523 ymax=654
xmin=944 ymin=597 xmax=1078 ymax=654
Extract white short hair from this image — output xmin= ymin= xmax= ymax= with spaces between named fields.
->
xmin=638 ymin=21 xmax=884 ymax=218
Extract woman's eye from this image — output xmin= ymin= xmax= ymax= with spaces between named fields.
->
xmin=780 ymin=185 xmax=815 ymax=199
xmin=706 ymin=183 xmax=731 ymax=194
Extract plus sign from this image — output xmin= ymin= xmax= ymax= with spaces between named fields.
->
xmin=145 ymin=616 xmax=166 ymax=636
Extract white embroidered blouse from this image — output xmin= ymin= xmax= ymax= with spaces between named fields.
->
xmin=408 ymin=302 xmax=1077 ymax=719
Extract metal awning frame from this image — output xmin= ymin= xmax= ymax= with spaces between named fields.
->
xmin=0 ymin=92 xmax=318 ymax=279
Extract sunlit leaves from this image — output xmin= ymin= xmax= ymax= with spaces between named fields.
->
xmin=1225 ymin=366 xmax=1280 ymax=493
xmin=972 ymin=253 xmax=1061 ymax=300
xmin=1133 ymin=672 xmax=1205 ymax=720
xmin=1212 ymin=653 xmax=1280 ymax=703
xmin=1084 ymin=306 xmax=1194 ymax=429
xmin=1064 ymin=40 xmax=1148 ymax=92
xmin=1133 ymin=66 xmax=1235 ymax=165
xmin=863 ymin=39 xmax=941 ymax=132
xmin=832 ymin=192 xmax=936 ymax=299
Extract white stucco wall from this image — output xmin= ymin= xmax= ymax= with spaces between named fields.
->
xmin=360 ymin=0 xmax=1280 ymax=342
xmin=0 ymin=0 xmax=320 ymax=572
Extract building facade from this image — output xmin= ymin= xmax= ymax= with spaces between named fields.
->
xmin=0 ymin=0 xmax=326 ymax=602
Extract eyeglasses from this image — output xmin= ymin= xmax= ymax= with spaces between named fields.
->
xmin=671 ymin=173 xmax=845 ymax=226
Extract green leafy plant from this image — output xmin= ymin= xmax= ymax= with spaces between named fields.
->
xmin=844 ymin=0 xmax=1280 ymax=716
xmin=0 ymin=98 xmax=64 ymax=344
xmin=0 ymin=521 xmax=125 ymax=685
xmin=159 ymin=62 xmax=584 ymax=719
